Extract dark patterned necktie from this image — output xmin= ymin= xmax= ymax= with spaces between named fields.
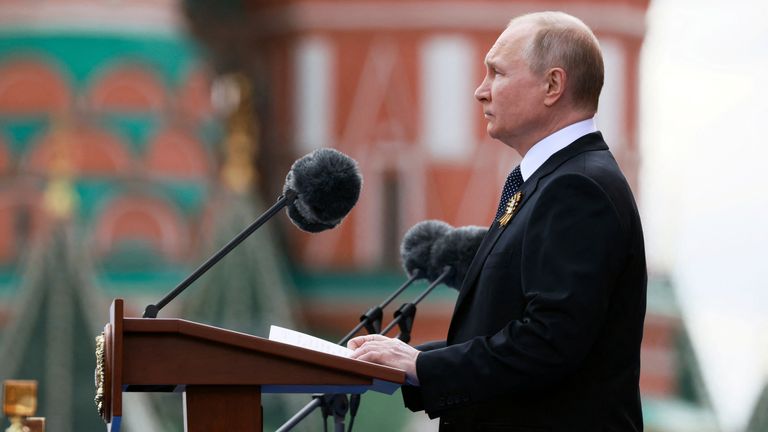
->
xmin=494 ymin=166 xmax=523 ymax=221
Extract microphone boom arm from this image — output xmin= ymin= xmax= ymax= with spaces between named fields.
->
xmin=142 ymin=189 xmax=298 ymax=318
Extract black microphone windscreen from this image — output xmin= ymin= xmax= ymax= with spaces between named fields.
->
xmin=400 ymin=220 xmax=453 ymax=278
xmin=429 ymin=226 xmax=487 ymax=289
xmin=283 ymin=148 xmax=363 ymax=233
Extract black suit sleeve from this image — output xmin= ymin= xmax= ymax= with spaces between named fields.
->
xmin=415 ymin=340 xmax=447 ymax=352
xmin=414 ymin=173 xmax=628 ymax=415
xmin=401 ymin=340 xmax=447 ymax=412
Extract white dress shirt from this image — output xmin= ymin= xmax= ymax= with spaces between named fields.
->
xmin=519 ymin=118 xmax=598 ymax=181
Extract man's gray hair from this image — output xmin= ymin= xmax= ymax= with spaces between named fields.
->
xmin=511 ymin=11 xmax=604 ymax=112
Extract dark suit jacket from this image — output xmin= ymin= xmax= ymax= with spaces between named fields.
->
xmin=402 ymin=132 xmax=647 ymax=432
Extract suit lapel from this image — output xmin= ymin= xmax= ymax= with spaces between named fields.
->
xmin=450 ymin=177 xmax=539 ymax=319
xmin=448 ymin=133 xmax=608 ymax=338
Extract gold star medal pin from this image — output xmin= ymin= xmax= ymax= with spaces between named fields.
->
xmin=497 ymin=191 xmax=523 ymax=227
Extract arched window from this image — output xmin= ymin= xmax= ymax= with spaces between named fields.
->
xmin=26 ymin=125 xmax=132 ymax=176
xmin=93 ymin=194 xmax=189 ymax=266
xmin=88 ymin=63 xmax=167 ymax=113
xmin=0 ymin=57 xmax=71 ymax=114
xmin=145 ymin=127 xmax=211 ymax=179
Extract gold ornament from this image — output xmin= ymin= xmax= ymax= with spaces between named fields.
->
xmin=497 ymin=191 xmax=523 ymax=227
xmin=94 ymin=333 xmax=106 ymax=419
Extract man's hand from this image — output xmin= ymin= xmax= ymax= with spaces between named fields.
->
xmin=348 ymin=334 xmax=421 ymax=385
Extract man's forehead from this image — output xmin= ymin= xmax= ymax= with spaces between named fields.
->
xmin=485 ymin=23 xmax=531 ymax=64
xmin=485 ymin=39 xmax=507 ymax=64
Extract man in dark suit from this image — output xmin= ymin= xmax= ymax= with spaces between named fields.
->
xmin=349 ymin=11 xmax=646 ymax=431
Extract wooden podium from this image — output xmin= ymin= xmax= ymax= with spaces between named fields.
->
xmin=95 ymin=299 xmax=405 ymax=432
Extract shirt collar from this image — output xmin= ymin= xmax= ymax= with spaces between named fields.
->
xmin=519 ymin=118 xmax=597 ymax=181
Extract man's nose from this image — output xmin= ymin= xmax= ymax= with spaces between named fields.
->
xmin=474 ymin=79 xmax=489 ymax=102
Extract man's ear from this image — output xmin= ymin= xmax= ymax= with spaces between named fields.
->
xmin=543 ymin=67 xmax=566 ymax=107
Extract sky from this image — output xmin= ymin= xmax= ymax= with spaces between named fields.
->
xmin=641 ymin=0 xmax=768 ymax=430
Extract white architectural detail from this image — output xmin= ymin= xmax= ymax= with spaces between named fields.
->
xmin=294 ymin=37 xmax=334 ymax=154
xmin=421 ymin=35 xmax=474 ymax=160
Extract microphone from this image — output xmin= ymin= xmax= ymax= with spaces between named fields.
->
xmin=284 ymin=148 xmax=362 ymax=232
xmin=428 ymin=225 xmax=488 ymax=290
xmin=142 ymin=148 xmax=362 ymax=318
xmin=341 ymin=220 xmax=452 ymax=337
xmin=383 ymin=225 xmax=487 ymax=342
xmin=400 ymin=220 xmax=453 ymax=278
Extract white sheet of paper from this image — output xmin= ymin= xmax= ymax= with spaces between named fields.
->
xmin=266 ymin=325 xmax=401 ymax=395
xmin=268 ymin=325 xmax=353 ymax=358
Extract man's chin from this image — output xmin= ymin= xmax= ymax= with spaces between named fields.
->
xmin=487 ymin=125 xmax=501 ymax=140
xmin=487 ymin=129 xmax=512 ymax=147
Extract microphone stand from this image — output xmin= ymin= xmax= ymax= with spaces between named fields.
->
xmin=341 ymin=270 xmax=422 ymax=341
xmin=142 ymin=190 xmax=298 ymax=318
xmin=344 ymin=268 xmax=450 ymax=431
xmin=276 ymin=270 xmax=425 ymax=432
xmin=381 ymin=266 xmax=451 ymax=340
xmin=277 ymin=267 xmax=451 ymax=432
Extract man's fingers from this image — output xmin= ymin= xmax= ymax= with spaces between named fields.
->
xmin=347 ymin=337 xmax=362 ymax=350
xmin=347 ymin=335 xmax=376 ymax=350
xmin=349 ymin=340 xmax=385 ymax=359
xmin=355 ymin=350 xmax=383 ymax=364
xmin=347 ymin=334 xmax=389 ymax=350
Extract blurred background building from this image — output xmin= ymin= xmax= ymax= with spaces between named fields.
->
xmin=0 ymin=0 xmax=757 ymax=430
